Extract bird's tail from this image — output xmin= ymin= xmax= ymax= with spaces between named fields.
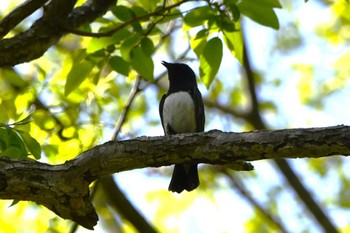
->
xmin=168 ymin=164 xmax=199 ymax=193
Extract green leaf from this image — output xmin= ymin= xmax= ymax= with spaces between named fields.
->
xmin=42 ymin=144 xmax=58 ymax=158
xmin=139 ymin=0 xmax=159 ymax=11
xmin=120 ymin=34 xmax=141 ymax=61
xmin=130 ymin=47 xmax=154 ymax=81
xmin=7 ymin=127 xmax=26 ymax=152
xmin=87 ymin=28 xmax=131 ymax=54
xmin=130 ymin=6 xmax=148 ymax=19
xmin=253 ymin=0 xmax=282 ymax=8
xmin=141 ymin=37 xmax=155 ymax=57
xmin=17 ymin=130 xmax=41 ymax=159
xmin=2 ymin=147 xmax=24 ymax=158
xmin=220 ymin=18 xmax=236 ymax=32
xmin=3 ymin=127 xmax=27 ymax=158
xmin=223 ymin=29 xmax=244 ymax=64
xmin=112 ymin=5 xmax=133 ymax=21
xmin=184 ymin=6 xmax=215 ymax=27
xmin=1 ymin=68 xmax=26 ymax=88
xmin=226 ymin=1 xmax=241 ymax=21
xmin=9 ymin=199 xmax=20 ymax=207
xmin=64 ymin=60 xmax=95 ymax=96
xmin=190 ymin=29 xmax=208 ymax=59
xmin=259 ymin=101 xmax=277 ymax=112
xmin=238 ymin=0 xmax=280 ymax=29
xmin=109 ymin=56 xmax=130 ymax=76
xmin=13 ymin=113 xmax=33 ymax=126
xmin=0 ymin=127 xmax=7 ymax=151
xmin=200 ymin=37 xmax=223 ymax=88
xmin=131 ymin=21 xmax=143 ymax=33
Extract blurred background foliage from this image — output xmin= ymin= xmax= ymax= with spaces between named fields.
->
xmin=1 ymin=0 xmax=350 ymax=232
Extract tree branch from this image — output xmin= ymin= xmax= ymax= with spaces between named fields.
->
xmin=0 ymin=126 xmax=349 ymax=228
xmin=0 ymin=0 xmax=77 ymax=66
xmin=0 ymin=0 xmax=117 ymax=66
xmin=0 ymin=0 xmax=49 ymax=39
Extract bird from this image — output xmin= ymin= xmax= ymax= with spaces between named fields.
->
xmin=159 ymin=61 xmax=205 ymax=193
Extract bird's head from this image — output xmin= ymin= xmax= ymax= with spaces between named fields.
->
xmin=162 ymin=61 xmax=197 ymax=92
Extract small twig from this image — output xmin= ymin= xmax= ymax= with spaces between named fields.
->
xmin=112 ymin=76 xmax=141 ymax=140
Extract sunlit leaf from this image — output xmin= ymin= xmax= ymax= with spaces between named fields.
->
xmin=295 ymin=64 xmax=314 ymax=104
xmin=139 ymin=0 xmax=159 ymax=11
xmin=1 ymin=68 xmax=26 ymax=88
xmin=64 ymin=60 xmax=95 ymax=96
xmin=223 ymin=29 xmax=244 ymax=64
xmin=190 ymin=29 xmax=208 ymax=59
xmin=13 ymin=113 xmax=33 ymax=126
xmin=200 ymin=37 xmax=223 ymax=88
xmin=130 ymin=47 xmax=154 ymax=80
xmin=17 ymin=130 xmax=41 ymax=159
xmin=238 ymin=0 xmax=280 ymax=29
xmin=87 ymin=29 xmax=131 ymax=54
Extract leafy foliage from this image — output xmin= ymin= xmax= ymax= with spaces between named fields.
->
xmin=0 ymin=114 xmax=41 ymax=159
xmin=200 ymin=37 xmax=223 ymax=88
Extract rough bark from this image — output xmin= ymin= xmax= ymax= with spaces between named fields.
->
xmin=0 ymin=125 xmax=349 ymax=229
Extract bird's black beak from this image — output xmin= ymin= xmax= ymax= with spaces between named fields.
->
xmin=161 ymin=61 xmax=170 ymax=68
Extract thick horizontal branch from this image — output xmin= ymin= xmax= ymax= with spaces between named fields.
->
xmin=1 ymin=125 xmax=350 ymax=229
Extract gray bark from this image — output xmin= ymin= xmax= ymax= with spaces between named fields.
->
xmin=0 ymin=125 xmax=349 ymax=229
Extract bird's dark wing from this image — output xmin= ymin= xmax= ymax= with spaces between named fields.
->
xmin=193 ymin=87 xmax=205 ymax=132
xmin=159 ymin=94 xmax=167 ymax=132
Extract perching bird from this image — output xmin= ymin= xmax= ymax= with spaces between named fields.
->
xmin=159 ymin=61 xmax=205 ymax=193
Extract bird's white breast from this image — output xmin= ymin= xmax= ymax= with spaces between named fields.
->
xmin=163 ymin=91 xmax=196 ymax=134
